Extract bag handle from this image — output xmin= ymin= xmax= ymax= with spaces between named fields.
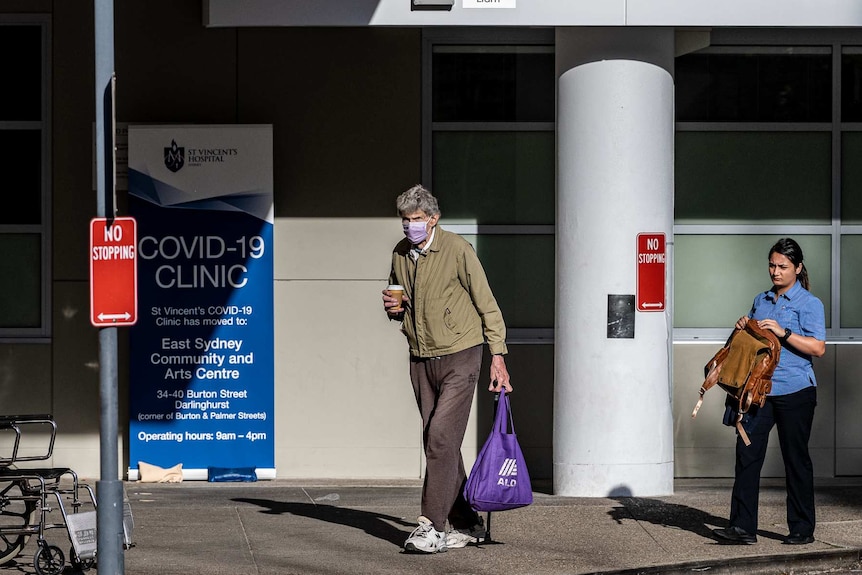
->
xmin=493 ymin=391 xmax=515 ymax=435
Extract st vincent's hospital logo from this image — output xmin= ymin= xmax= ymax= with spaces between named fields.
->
xmin=163 ymin=139 xmax=240 ymax=173
xmin=164 ymin=140 xmax=185 ymax=173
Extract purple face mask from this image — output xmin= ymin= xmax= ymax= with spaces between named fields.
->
xmin=403 ymin=220 xmax=429 ymax=244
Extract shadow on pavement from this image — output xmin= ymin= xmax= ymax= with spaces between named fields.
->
xmin=816 ymin=484 xmax=862 ymax=511
xmin=233 ymin=497 xmax=414 ymax=547
xmin=608 ymin=497 xmax=786 ymax=543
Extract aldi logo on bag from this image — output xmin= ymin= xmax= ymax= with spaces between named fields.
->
xmin=497 ymin=458 xmax=518 ymax=486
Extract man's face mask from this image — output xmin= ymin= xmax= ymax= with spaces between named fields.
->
xmin=403 ymin=219 xmax=430 ymax=244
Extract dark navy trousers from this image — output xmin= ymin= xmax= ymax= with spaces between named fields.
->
xmin=729 ymin=386 xmax=817 ymax=537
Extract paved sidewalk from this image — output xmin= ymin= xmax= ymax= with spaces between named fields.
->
xmin=3 ymin=478 xmax=861 ymax=575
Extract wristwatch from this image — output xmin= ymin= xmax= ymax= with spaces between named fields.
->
xmin=782 ymin=327 xmax=792 ymax=341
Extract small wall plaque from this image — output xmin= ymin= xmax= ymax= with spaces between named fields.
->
xmin=607 ymin=294 xmax=635 ymax=339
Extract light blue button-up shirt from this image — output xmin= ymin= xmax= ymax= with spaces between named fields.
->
xmin=749 ymin=281 xmax=826 ymax=396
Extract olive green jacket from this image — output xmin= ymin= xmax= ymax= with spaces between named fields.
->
xmin=389 ymin=227 xmax=508 ymax=358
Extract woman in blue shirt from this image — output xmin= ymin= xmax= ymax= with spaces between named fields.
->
xmin=712 ymin=238 xmax=826 ymax=546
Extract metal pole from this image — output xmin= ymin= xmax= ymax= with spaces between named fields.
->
xmin=95 ymin=0 xmax=124 ymax=573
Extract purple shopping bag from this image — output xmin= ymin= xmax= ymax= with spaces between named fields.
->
xmin=463 ymin=391 xmax=533 ymax=512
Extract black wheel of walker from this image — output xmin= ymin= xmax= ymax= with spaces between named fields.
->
xmin=70 ymin=545 xmax=95 ymax=571
xmin=34 ymin=544 xmax=64 ymax=575
xmin=0 ymin=479 xmax=38 ymax=565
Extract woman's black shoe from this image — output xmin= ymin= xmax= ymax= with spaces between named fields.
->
xmin=712 ymin=526 xmax=757 ymax=544
xmin=783 ymin=534 xmax=815 ymax=545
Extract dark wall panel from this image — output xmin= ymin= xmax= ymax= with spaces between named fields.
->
xmin=237 ymin=27 xmax=421 ymax=218
xmin=53 ymin=1 xmax=95 ymax=282
xmin=115 ymin=1 xmax=237 ymax=123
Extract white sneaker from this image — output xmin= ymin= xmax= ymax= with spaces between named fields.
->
xmin=446 ymin=518 xmax=486 ymax=549
xmin=404 ymin=516 xmax=447 ymax=553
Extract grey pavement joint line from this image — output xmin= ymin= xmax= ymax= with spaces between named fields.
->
xmin=818 ymin=519 xmax=862 ymax=526
xmin=622 ymin=499 xmax=672 ymax=555
xmin=235 ymin=506 xmax=261 ymax=575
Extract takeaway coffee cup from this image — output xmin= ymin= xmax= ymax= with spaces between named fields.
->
xmin=387 ymin=284 xmax=405 ymax=312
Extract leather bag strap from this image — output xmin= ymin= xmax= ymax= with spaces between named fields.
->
xmin=691 ymin=360 xmax=722 ymax=419
xmin=736 ymin=412 xmax=752 ymax=447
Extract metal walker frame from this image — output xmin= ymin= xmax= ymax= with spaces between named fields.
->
xmin=0 ymin=414 xmax=125 ymax=574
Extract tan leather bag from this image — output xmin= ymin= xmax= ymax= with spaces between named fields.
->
xmin=691 ymin=321 xmax=781 ymax=446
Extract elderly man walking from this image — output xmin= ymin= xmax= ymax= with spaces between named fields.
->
xmin=382 ymin=184 xmax=512 ymax=554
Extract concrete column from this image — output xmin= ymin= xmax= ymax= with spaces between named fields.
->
xmin=554 ymin=28 xmax=675 ymax=497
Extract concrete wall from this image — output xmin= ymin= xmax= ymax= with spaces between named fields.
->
xmin=673 ymin=343 xmax=845 ymax=478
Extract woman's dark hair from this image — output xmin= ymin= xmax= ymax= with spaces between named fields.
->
xmin=770 ymin=237 xmax=810 ymax=290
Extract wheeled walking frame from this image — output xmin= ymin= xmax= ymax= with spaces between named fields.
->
xmin=0 ymin=414 xmax=132 ymax=574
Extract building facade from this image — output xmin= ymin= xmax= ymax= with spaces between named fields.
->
xmin=2 ymin=0 xmax=861 ymax=495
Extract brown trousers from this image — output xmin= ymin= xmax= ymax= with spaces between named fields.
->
xmin=410 ymin=345 xmax=483 ymax=532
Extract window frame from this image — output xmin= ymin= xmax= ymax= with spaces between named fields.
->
xmin=423 ymin=28 xmax=862 ymax=344
xmin=675 ymin=28 xmax=862 ymax=342
xmin=422 ymin=28 xmax=555 ymax=344
xmin=0 ymin=15 xmax=52 ymax=340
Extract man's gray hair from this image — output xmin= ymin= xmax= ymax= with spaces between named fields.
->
xmin=396 ymin=184 xmax=440 ymax=217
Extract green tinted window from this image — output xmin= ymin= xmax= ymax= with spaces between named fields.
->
xmin=0 ymin=21 xmax=47 ymax=335
xmin=0 ymin=234 xmax=41 ymax=328
xmin=433 ymin=132 xmax=554 ymax=225
xmin=461 ymin=234 xmax=554 ymax=329
xmin=675 ymin=132 xmax=831 ymax=225
xmin=0 ymin=25 xmax=42 ymax=121
xmin=841 ymin=132 xmax=862 ymax=224
xmin=841 ymin=235 xmax=862 ymax=327
xmin=841 ymin=50 xmax=862 ymax=121
xmin=432 ymin=47 xmax=554 ymax=123
xmin=0 ymin=130 xmax=42 ymax=225
xmin=676 ymin=49 xmax=831 ymax=123
xmin=674 ymin=235 xmax=831 ymax=329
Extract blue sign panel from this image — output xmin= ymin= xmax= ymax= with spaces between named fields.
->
xmin=128 ymin=125 xmax=274 ymax=479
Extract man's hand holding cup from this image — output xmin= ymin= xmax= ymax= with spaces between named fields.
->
xmin=383 ymin=284 xmax=406 ymax=315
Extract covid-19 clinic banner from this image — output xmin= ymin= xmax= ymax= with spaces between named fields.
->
xmin=128 ymin=125 xmax=274 ymax=480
